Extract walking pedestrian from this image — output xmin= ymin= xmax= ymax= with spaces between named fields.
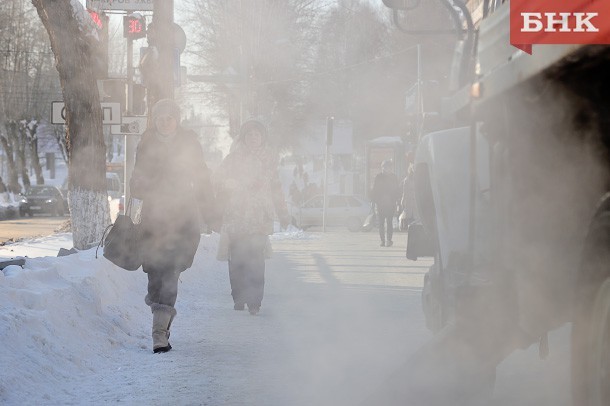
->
xmin=371 ymin=160 xmax=400 ymax=247
xmin=399 ymin=164 xmax=416 ymax=230
xmin=130 ymin=99 xmax=216 ymax=353
xmin=214 ymin=119 xmax=289 ymax=315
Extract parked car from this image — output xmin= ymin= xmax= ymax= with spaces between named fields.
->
xmin=19 ymin=185 xmax=66 ymax=217
xmin=290 ymin=194 xmax=370 ymax=232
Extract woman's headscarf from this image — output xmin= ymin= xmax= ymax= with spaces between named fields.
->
xmin=238 ymin=119 xmax=267 ymax=145
xmin=151 ymin=99 xmax=181 ymax=125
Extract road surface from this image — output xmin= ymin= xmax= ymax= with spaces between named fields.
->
xmin=0 ymin=198 xmax=119 ymax=244
xmin=0 ymin=216 xmax=68 ymax=244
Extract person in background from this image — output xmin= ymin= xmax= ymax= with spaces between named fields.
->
xmin=371 ymin=159 xmax=400 ymax=247
xmin=130 ymin=99 xmax=216 ymax=353
xmin=214 ymin=119 xmax=290 ymax=315
xmin=400 ymin=163 xmax=416 ymax=231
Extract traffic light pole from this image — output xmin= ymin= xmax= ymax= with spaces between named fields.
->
xmin=150 ymin=0 xmax=174 ymax=105
xmin=127 ymin=38 xmax=134 ymax=114
xmin=122 ymin=1 xmax=174 ymax=206
xmin=125 ymin=37 xmax=136 ymax=204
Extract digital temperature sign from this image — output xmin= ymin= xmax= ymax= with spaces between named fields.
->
xmin=123 ymin=15 xmax=146 ymax=40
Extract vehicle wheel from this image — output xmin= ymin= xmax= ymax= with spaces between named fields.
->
xmin=27 ymin=211 xmax=33 ymax=217
xmin=19 ymin=209 xmax=25 ymax=217
xmin=347 ymin=217 xmax=362 ymax=232
xmin=572 ymin=211 xmax=610 ymax=406
xmin=56 ymin=206 xmax=64 ymax=217
xmin=422 ymin=265 xmax=443 ymax=333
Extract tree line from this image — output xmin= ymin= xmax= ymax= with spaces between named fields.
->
xmin=4 ymin=0 xmax=455 ymax=249
xmin=0 ymin=0 xmax=65 ymax=193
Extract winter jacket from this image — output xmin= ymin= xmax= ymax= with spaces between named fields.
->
xmin=371 ymin=172 xmax=400 ymax=215
xmin=130 ymin=127 xmax=215 ymax=272
xmin=401 ymin=173 xmax=416 ymax=220
xmin=214 ymin=141 xmax=288 ymax=258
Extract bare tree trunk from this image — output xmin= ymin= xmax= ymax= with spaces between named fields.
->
xmin=32 ymin=0 xmax=110 ymax=249
xmin=0 ymin=122 xmax=21 ymax=193
xmin=30 ymin=140 xmax=44 ymax=185
xmin=53 ymin=125 xmax=68 ymax=162
xmin=0 ymin=132 xmax=20 ymax=193
xmin=26 ymin=121 xmax=45 ymax=185
xmin=0 ymin=177 xmax=7 ymax=194
xmin=16 ymin=122 xmax=31 ymax=189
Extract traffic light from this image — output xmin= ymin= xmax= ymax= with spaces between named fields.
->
xmin=88 ymin=10 xmax=109 ymax=78
xmin=124 ymin=14 xmax=146 ymax=40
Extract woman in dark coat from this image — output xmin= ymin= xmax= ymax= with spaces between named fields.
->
xmin=130 ymin=99 xmax=215 ymax=353
xmin=214 ymin=119 xmax=289 ymax=315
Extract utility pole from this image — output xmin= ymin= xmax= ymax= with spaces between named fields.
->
xmin=416 ymin=43 xmax=423 ymax=141
xmin=150 ymin=0 xmax=174 ymax=105
xmin=124 ymin=0 xmax=174 ymax=204
xmin=125 ymin=35 xmax=134 ymax=202
xmin=323 ymin=117 xmax=334 ymax=232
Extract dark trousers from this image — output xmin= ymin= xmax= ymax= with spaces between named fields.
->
xmin=378 ymin=213 xmax=394 ymax=243
xmin=145 ymin=267 xmax=180 ymax=307
xmin=228 ymin=235 xmax=267 ymax=308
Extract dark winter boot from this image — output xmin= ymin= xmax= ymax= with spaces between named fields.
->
xmin=151 ymin=304 xmax=176 ymax=353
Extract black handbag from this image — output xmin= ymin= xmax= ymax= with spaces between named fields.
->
xmin=406 ymin=222 xmax=434 ymax=260
xmin=96 ymin=199 xmax=143 ymax=271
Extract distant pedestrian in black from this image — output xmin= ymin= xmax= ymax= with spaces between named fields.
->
xmin=371 ymin=160 xmax=400 ymax=247
xmin=130 ymin=99 xmax=216 ymax=353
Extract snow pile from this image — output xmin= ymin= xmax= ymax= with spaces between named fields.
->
xmin=0 ymin=193 xmax=20 ymax=219
xmin=0 ymin=192 xmax=19 ymax=207
xmin=0 ymin=240 xmax=148 ymax=403
xmin=0 ymin=230 xmax=303 ymax=404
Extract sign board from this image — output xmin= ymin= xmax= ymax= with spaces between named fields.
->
xmin=51 ymin=101 xmax=121 ymax=125
xmin=86 ymin=0 xmax=154 ymax=12
xmin=111 ymin=116 xmax=147 ymax=135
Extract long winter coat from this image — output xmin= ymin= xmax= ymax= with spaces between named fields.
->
xmin=371 ymin=172 xmax=400 ymax=215
xmin=130 ymin=127 xmax=214 ymax=272
xmin=214 ymin=141 xmax=288 ymax=242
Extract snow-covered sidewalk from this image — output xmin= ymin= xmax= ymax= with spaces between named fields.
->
xmin=0 ymin=229 xmax=431 ymax=405
xmin=0 ymin=229 xmax=571 ymax=405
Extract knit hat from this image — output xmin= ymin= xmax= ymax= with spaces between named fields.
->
xmin=239 ymin=119 xmax=267 ymax=142
xmin=151 ymin=99 xmax=181 ymax=124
